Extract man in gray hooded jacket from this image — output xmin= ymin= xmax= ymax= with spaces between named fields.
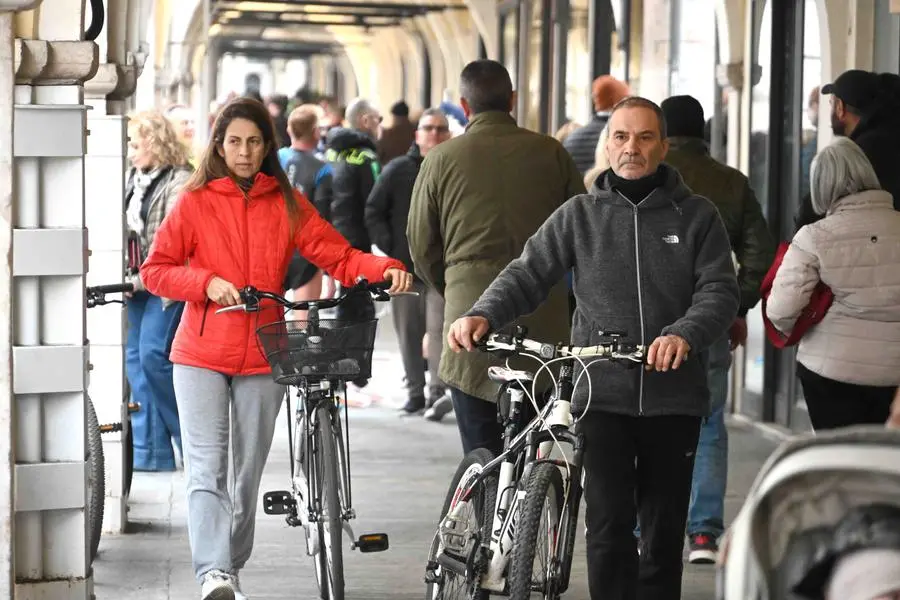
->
xmin=447 ymin=96 xmax=739 ymax=600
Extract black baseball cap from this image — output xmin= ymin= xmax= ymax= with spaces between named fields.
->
xmin=821 ymin=69 xmax=880 ymax=112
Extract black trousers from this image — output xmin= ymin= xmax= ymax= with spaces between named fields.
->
xmin=448 ymin=386 xmax=543 ymax=457
xmin=797 ymin=363 xmax=897 ymax=431
xmin=581 ymin=411 xmax=701 ymax=600
xmin=336 ymin=288 xmax=375 ymax=386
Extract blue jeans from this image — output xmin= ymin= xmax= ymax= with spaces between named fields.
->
xmin=126 ymin=292 xmax=184 ymax=471
xmin=686 ymin=334 xmax=731 ymax=538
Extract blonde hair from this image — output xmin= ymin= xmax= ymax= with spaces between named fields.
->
xmin=554 ymin=121 xmax=581 ymax=144
xmin=127 ymin=110 xmax=191 ymax=168
xmin=288 ymin=104 xmax=323 ymax=140
xmin=583 ymin=124 xmax=611 ymax=189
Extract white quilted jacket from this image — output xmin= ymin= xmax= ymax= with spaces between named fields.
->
xmin=767 ymin=189 xmax=900 ymax=386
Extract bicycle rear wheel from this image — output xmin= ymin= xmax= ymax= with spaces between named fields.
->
xmin=86 ymin=397 xmax=105 ymax=563
xmin=316 ymin=404 xmax=345 ymax=600
xmin=424 ymin=448 xmax=497 ymax=600
xmin=507 ymin=462 xmax=564 ymax=599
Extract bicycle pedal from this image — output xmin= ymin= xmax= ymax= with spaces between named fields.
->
xmin=263 ymin=490 xmax=294 ymax=515
xmin=353 ymin=533 xmax=389 ymax=553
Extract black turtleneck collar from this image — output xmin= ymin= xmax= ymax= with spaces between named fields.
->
xmin=607 ymin=166 xmax=667 ymax=204
xmin=235 ymin=176 xmax=255 ymax=194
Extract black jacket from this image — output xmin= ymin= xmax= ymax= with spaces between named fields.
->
xmin=562 ymin=113 xmax=609 ymax=175
xmin=364 ymin=144 xmax=422 ymax=272
xmin=467 ymin=164 xmax=740 ymax=417
xmin=278 ymin=147 xmax=335 ymax=290
xmin=325 ymin=128 xmax=381 ymax=250
xmin=796 ymin=78 xmax=900 ymax=231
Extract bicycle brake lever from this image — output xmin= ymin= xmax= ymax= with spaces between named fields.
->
xmin=215 ymin=304 xmax=248 ymax=314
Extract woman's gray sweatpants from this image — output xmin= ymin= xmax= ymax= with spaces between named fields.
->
xmin=173 ymin=364 xmax=285 ymax=581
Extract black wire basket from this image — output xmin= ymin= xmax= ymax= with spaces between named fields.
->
xmin=255 ymin=319 xmax=378 ymax=385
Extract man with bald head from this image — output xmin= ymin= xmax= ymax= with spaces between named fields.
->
xmin=563 ymin=75 xmax=630 ymax=174
xmin=446 ymin=96 xmax=739 ymax=599
xmin=325 ymin=97 xmax=384 ymax=387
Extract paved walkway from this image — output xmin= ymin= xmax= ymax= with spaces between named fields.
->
xmin=92 ymin=313 xmax=781 ymax=599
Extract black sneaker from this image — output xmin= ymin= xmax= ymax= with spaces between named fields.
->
xmin=399 ymin=395 xmax=426 ymax=415
xmin=423 ymin=395 xmax=453 ymax=422
xmin=688 ymin=533 xmax=718 ymax=564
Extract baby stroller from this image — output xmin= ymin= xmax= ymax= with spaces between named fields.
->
xmin=717 ymin=426 xmax=900 ymax=600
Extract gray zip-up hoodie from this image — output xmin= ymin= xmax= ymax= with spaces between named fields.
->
xmin=466 ymin=164 xmax=740 ymax=417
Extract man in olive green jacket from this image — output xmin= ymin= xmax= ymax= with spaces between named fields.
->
xmin=407 ymin=60 xmax=585 ymax=456
xmin=660 ymin=95 xmax=775 ymax=564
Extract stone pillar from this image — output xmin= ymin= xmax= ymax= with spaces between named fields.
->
xmin=0 ymin=7 xmax=30 ymax=596
xmin=10 ymin=31 xmax=99 ymax=599
xmin=637 ymin=0 xmax=670 ymax=101
xmin=464 ymin=0 xmax=498 ymax=59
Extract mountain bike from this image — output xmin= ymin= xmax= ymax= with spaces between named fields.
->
xmin=217 ymin=278 xmax=414 ymax=600
xmin=85 ymin=282 xmax=140 ymax=562
xmin=424 ymin=326 xmax=645 ymax=599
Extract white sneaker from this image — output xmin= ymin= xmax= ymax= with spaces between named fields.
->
xmin=200 ymin=569 xmax=235 ymax=600
xmin=231 ymin=572 xmax=248 ymax=600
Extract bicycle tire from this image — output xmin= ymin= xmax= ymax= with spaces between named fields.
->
xmin=86 ymin=397 xmax=105 ymax=563
xmin=124 ymin=416 xmax=134 ymax=498
xmin=316 ymin=404 xmax=345 ymax=600
xmin=424 ymin=448 xmax=497 ymax=600
xmin=507 ymin=463 xmax=564 ymax=600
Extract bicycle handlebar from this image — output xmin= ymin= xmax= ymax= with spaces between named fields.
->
xmin=86 ymin=282 xmax=135 ymax=308
xmin=87 ymin=283 xmax=135 ymax=295
xmin=477 ymin=329 xmax=645 ymax=363
xmin=215 ymin=278 xmax=418 ymax=315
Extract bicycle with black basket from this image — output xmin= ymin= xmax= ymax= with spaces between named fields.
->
xmin=216 ymin=278 xmax=415 ymax=600
xmin=424 ymin=326 xmax=645 ymax=599
xmin=84 ymin=282 xmax=141 ymax=562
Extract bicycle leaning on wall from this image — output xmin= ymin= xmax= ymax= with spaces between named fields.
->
xmin=84 ymin=282 xmax=140 ymax=563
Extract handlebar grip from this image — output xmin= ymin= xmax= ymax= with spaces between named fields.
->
xmin=87 ymin=282 xmax=135 ymax=295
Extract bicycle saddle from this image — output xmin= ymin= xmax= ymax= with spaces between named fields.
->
xmin=488 ymin=366 xmax=534 ymax=384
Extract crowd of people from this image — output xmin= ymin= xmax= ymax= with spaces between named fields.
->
xmin=122 ymin=61 xmax=900 ymax=600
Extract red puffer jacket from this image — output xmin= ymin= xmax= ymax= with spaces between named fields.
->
xmin=141 ymin=173 xmax=405 ymax=376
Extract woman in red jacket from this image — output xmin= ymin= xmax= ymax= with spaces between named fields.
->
xmin=141 ymin=97 xmax=409 ymax=600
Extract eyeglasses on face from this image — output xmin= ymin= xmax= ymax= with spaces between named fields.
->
xmin=419 ymin=125 xmax=449 ymax=133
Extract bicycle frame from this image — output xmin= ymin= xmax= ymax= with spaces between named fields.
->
xmin=287 ymin=378 xmax=354 ymax=534
xmin=436 ymin=329 xmax=644 ymax=595
xmin=452 ymin=370 xmax=584 ymax=594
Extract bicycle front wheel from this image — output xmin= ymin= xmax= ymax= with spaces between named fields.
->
xmin=316 ymin=404 xmax=345 ymax=600
xmin=507 ymin=462 xmax=564 ymax=600
xmin=424 ymin=448 xmax=497 ymax=600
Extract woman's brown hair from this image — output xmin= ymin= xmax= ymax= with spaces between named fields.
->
xmin=185 ymin=97 xmax=300 ymax=230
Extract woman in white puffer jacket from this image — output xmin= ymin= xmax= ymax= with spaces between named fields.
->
xmin=767 ymin=137 xmax=900 ymax=431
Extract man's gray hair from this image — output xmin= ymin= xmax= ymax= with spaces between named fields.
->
xmin=345 ymin=98 xmax=376 ymax=130
xmin=419 ymin=107 xmax=447 ymax=123
xmin=810 ymin=137 xmax=881 ymax=215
